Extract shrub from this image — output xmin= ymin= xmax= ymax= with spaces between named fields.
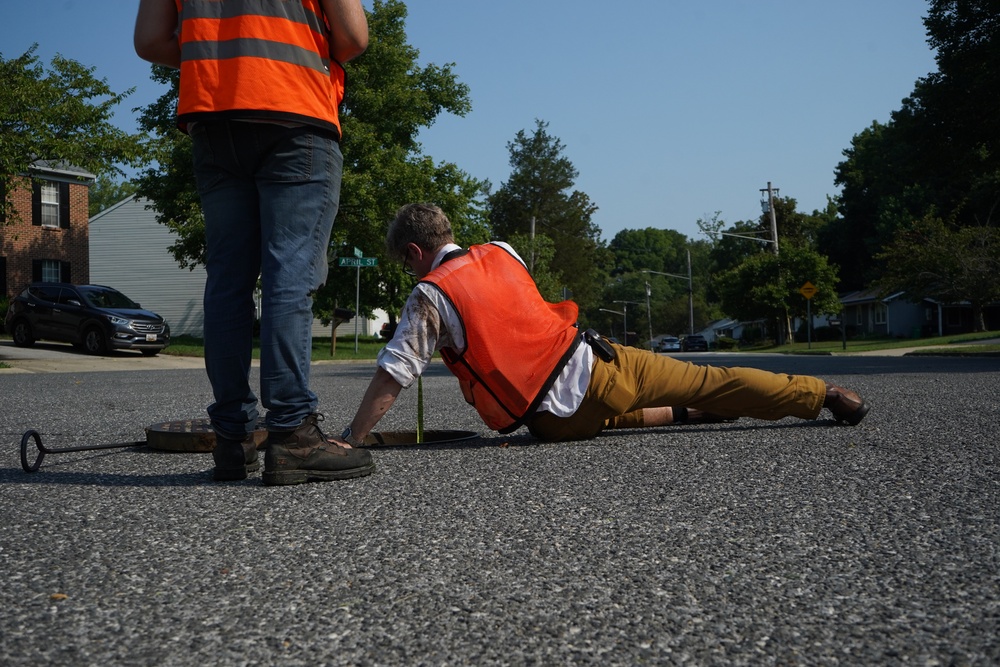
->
xmin=715 ymin=336 xmax=739 ymax=350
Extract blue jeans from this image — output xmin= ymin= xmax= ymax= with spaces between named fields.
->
xmin=191 ymin=120 xmax=342 ymax=440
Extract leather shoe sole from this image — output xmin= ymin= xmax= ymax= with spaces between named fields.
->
xmin=825 ymin=384 xmax=869 ymax=426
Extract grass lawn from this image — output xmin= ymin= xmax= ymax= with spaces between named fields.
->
xmin=737 ymin=330 xmax=1000 ymax=356
xmin=5 ymin=330 xmax=1000 ymax=365
xmin=161 ymin=334 xmax=388 ymax=362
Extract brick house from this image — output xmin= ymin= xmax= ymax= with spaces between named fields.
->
xmin=1 ymin=162 xmax=95 ymax=299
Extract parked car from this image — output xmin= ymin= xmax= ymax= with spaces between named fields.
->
xmin=5 ymin=283 xmax=171 ymax=356
xmin=681 ymin=334 xmax=709 ymax=352
xmin=657 ymin=336 xmax=681 ymax=352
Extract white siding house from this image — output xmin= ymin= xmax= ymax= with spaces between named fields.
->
xmin=89 ymin=196 xmax=207 ymax=336
xmin=89 ymin=196 xmax=387 ymax=338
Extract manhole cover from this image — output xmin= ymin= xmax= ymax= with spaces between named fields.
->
xmin=364 ymin=430 xmax=479 ymax=447
xmin=145 ymin=418 xmax=267 ymax=453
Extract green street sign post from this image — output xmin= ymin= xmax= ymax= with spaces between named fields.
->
xmin=337 ymin=255 xmax=379 ymax=351
xmin=799 ymin=281 xmax=816 ymax=349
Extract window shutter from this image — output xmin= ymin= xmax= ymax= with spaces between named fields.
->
xmin=59 ymin=182 xmax=70 ymax=229
xmin=60 ymin=261 xmax=71 ymax=283
xmin=0 ymin=256 xmax=7 ymax=296
xmin=0 ymin=180 xmax=7 ymax=224
xmin=32 ymin=260 xmax=43 ymax=282
xmin=32 ymin=181 xmax=42 ymax=226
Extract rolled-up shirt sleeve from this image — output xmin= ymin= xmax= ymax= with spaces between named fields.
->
xmin=376 ymin=284 xmax=459 ymax=388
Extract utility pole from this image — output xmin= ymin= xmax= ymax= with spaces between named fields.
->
xmin=645 ymin=281 xmax=653 ymax=350
xmin=759 ymin=181 xmax=779 ymax=256
xmin=760 ymin=181 xmax=789 ymax=343
xmin=612 ymin=300 xmax=641 ymax=345
xmin=685 ymin=248 xmax=694 ymax=335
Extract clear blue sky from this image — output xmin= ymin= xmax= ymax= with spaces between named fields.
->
xmin=1 ymin=1 xmax=936 ymax=242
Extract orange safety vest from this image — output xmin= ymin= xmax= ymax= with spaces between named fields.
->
xmin=422 ymin=245 xmax=581 ymax=433
xmin=174 ymin=0 xmax=344 ymax=137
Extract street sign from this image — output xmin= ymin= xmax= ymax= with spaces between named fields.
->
xmin=338 ymin=257 xmax=378 ymax=267
xmin=353 ymin=246 xmax=363 ymax=258
xmin=799 ymin=281 xmax=817 ymax=300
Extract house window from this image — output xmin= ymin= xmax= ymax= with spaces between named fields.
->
xmin=874 ymin=304 xmax=887 ymax=325
xmin=40 ymin=182 xmax=60 ymax=228
xmin=40 ymin=259 xmax=62 ymax=282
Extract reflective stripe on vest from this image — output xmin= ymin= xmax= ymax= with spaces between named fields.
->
xmin=423 ymin=244 xmax=581 ymax=433
xmin=175 ymin=0 xmax=343 ymax=136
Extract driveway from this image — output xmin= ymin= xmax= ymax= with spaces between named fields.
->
xmin=0 ymin=339 xmax=208 ymax=373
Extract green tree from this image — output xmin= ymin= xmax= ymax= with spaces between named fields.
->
xmin=488 ymin=119 xmax=605 ymax=310
xmin=877 ymin=215 xmax=1000 ymax=331
xmin=324 ymin=0 xmax=488 ymax=327
xmin=713 ymin=245 xmax=841 ymax=342
xmin=704 ymin=195 xmax=841 ymax=343
xmin=504 ymin=232 xmax=562 ymax=302
xmin=1 ymin=45 xmax=146 ymax=223
xmin=133 ymin=0 xmax=488 ymax=327
xmin=599 ymin=227 xmax=708 ymax=338
xmin=828 ymin=0 xmax=1000 ymax=291
xmin=89 ymin=175 xmax=138 ymax=216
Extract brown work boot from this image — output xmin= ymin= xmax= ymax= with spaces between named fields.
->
xmin=212 ymin=435 xmax=260 ymax=482
xmin=824 ymin=383 xmax=870 ymax=425
xmin=263 ymin=414 xmax=374 ymax=486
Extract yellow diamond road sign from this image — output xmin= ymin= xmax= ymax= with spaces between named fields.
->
xmin=799 ymin=281 xmax=817 ymax=300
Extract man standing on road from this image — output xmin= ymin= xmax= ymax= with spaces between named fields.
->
xmin=134 ymin=0 xmax=374 ymax=485
xmin=333 ymin=204 xmax=869 ymax=448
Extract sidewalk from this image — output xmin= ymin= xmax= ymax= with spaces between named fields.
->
xmin=850 ymin=337 xmax=1000 ymax=356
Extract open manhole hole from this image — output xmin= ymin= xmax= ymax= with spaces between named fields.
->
xmin=363 ymin=430 xmax=479 ymax=447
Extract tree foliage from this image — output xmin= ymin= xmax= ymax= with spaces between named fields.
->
xmin=504 ymin=232 xmax=563 ymax=303
xmin=596 ymin=227 xmax=704 ymax=337
xmin=134 ymin=65 xmax=207 ymax=270
xmin=488 ymin=119 xmax=605 ymax=310
xmin=1 ymin=45 xmax=146 ymax=223
xmin=89 ymin=175 xmax=138 ymax=217
xmin=323 ymin=0 xmax=488 ymax=326
xmin=828 ymin=0 xmax=1000 ymax=294
xmin=701 ymin=194 xmax=842 ymax=342
xmin=713 ymin=245 xmax=841 ymax=329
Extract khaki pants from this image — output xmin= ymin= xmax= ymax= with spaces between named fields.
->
xmin=527 ymin=344 xmax=826 ymax=442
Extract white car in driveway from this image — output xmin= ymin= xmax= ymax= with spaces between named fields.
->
xmin=656 ymin=336 xmax=681 ymax=352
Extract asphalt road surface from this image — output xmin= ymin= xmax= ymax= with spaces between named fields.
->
xmin=1 ymin=351 xmax=997 ymax=665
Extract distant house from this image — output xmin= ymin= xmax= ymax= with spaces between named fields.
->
xmin=700 ymin=318 xmax=743 ymax=344
xmin=1 ymin=162 xmax=95 ymax=298
xmin=840 ymin=289 xmax=932 ymax=338
xmin=89 ymin=195 xmax=387 ymax=338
